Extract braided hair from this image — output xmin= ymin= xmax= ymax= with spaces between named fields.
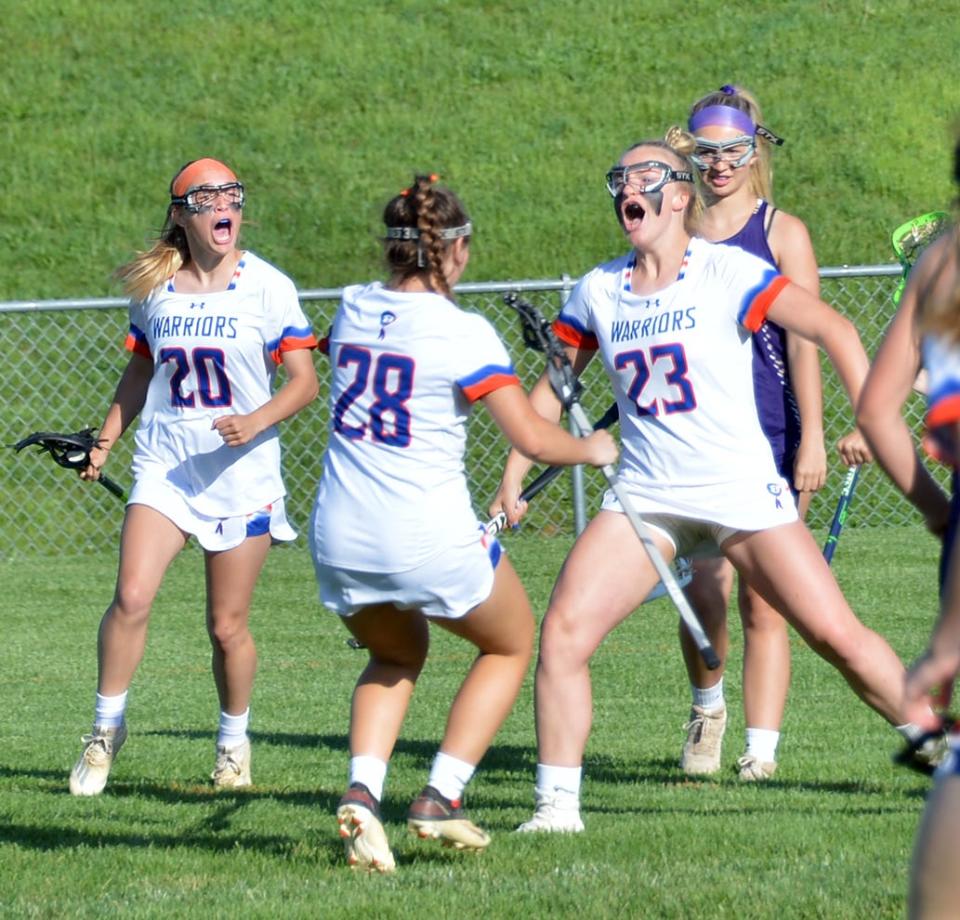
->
xmin=383 ymin=174 xmax=471 ymax=300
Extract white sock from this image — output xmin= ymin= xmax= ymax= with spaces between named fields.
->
xmin=897 ymin=722 xmax=927 ymax=743
xmin=349 ymin=755 xmax=388 ymax=802
xmin=217 ymin=709 xmax=250 ymax=749
xmin=745 ymin=727 xmax=780 ymax=762
xmin=427 ymin=751 xmax=476 ymax=802
xmin=94 ymin=691 xmax=128 ymax=729
xmin=535 ymin=763 xmax=582 ymax=805
xmin=692 ymin=678 xmax=724 ymax=711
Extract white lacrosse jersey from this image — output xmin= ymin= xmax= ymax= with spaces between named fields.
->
xmin=310 ymin=281 xmax=520 ymax=572
xmin=555 ymin=236 xmax=797 ymax=530
xmin=922 ymin=332 xmax=960 ymax=467
xmin=125 ymin=251 xmax=318 ymax=518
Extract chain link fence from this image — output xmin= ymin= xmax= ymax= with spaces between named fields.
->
xmin=0 ymin=267 xmax=944 ymax=559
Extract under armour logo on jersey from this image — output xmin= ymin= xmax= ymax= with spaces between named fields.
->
xmin=378 ymin=311 xmax=397 ymax=340
xmin=767 ymin=483 xmax=783 ymax=509
xmin=188 ymin=301 xmax=206 ymax=310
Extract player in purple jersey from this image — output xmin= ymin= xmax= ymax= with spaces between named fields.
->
xmin=676 ymin=85 xmax=870 ymax=781
xmin=492 ymin=128 xmax=943 ymax=833
xmin=313 ymin=175 xmax=616 ymax=872
xmin=69 ymin=158 xmax=319 ymax=797
xmin=857 ymin=134 xmax=960 ymax=920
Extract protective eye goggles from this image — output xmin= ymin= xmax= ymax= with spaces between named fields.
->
xmin=690 ymin=136 xmax=756 ymax=170
xmin=605 ymin=161 xmax=693 ymax=198
xmin=171 ymin=182 xmax=245 ymax=213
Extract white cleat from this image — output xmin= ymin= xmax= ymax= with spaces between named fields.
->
xmin=337 ymin=784 xmax=396 ymax=873
xmin=516 ymin=793 xmax=585 ymax=833
xmin=69 ymin=724 xmax=127 ymax=796
xmin=736 ymin=753 xmax=778 ymax=781
xmin=680 ymin=704 xmax=727 ymax=776
xmin=211 ymin=739 xmax=252 ymax=789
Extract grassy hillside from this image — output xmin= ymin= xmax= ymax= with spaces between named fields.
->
xmin=2 ymin=0 xmax=958 ymax=300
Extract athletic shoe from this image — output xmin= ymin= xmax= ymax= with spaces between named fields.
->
xmin=69 ymin=723 xmax=127 ymax=796
xmin=211 ymin=739 xmax=252 ymax=789
xmin=407 ymin=785 xmax=491 ymax=850
xmin=336 ymin=783 xmax=396 ymax=873
xmin=516 ymin=793 xmax=585 ymax=833
xmin=736 ymin=753 xmax=778 ymax=781
xmin=911 ymin=733 xmax=949 ymax=773
xmin=680 ymin=704 xmax=727 ymax=776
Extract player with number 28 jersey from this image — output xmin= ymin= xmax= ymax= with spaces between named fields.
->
xmin=312 ymin=280 xmax=519 ymax=573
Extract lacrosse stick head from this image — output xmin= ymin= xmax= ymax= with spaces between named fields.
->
xmin=11 ymin=428 xmax=101 ymax=470
xmin=891 ymin=211 xmax=952 ymax=304
xmin=503 ymin=293 xmax=584 ymax=409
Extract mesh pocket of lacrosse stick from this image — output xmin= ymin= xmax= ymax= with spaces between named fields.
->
xmin=891 ymin=211 xmax=952 ymax=304
xmin=12 ymin=428 xmax=126 ymax=498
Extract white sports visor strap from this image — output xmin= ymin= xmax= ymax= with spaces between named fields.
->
xmin=384 ymin=221 xmax=473 ymax=241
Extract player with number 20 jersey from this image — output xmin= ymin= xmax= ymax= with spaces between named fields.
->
xmin=126 ymin=252 xmax=316 ymax=524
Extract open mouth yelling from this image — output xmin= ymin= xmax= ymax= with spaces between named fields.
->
xmin=621 ymin=198 xmax=646 ymax=231
xmin=212 ymin=217 xmax=233 ymax=244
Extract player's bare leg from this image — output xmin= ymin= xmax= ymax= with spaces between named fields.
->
xmin=722 ymin=521 xmax=905 ymax=721
xmin=520 ymin=511 xmax=665 ymax=832
xmin=98 ymin=504 xmax=188 ymax=694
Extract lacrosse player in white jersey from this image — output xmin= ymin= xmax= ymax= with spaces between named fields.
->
xmin=69 ymin=158 xmax=319 ymax=797
xmin=858 ymin=135 xmax=960 ymax=919
xmin=309 ymin=174 xmax=617 ymax=872
xmin=491 ymin=128 xmax=943 ymax=833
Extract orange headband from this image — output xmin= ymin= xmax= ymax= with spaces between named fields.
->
xmin=170 ymin=158 xmax=238 ymax=197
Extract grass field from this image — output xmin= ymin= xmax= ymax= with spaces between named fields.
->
xmin=1 ymin=526 xmax=944 ymax=917
xmin=3 ymin=1 xmax=959 ymax=300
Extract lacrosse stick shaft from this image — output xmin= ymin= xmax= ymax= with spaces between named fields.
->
xmin=565 ymin=401 xmax=720 ymax=669
xmin=485 ymin=401 xmax=619 ymax=535
xmin=97 ymin=474 xmax=126 ymax=499
xmin=822 ymin=464 xmax=860 ymax=564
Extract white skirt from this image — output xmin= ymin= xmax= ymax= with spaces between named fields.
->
xmin=128 ymin=477 xmax=296 ymax=551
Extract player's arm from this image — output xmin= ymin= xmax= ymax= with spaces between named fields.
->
xmin=770 ymin=211 xmax=828 ymax=490
xmin=80 ymin=352 xmax=153 ymax=482
xmin=489 ymin=344 xmax=596 ymax=526
xmin=213 ymin=348 xmax=319 ymax=448
xmin=856 ymin=254 xmax=951 ymax=535
xmin=765 ymin=284 xmax=870 ymax=422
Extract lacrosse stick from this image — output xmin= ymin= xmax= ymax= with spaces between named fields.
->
xmin=11 ymin=428 xmax=125 ymax=499
xmin=502 ymin=292 xmax=719 ymax=669
xmin=822 ymin=464 xmax=860 ymax=564
xmin=484 ymin=398 xmax=692 ymax=603
xmin=891 ymin=211 xmax=951 ymax=305
xmin=485 ymin=401 xmax=620 ymax=535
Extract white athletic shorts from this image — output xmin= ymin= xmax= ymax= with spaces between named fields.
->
xmin=313 ymin=528 xmax=502 ymax=620
xmin=128 ymin=477 xmax=296 ymax=552
xmin=600 ymin=486 xmax=795 ymax=558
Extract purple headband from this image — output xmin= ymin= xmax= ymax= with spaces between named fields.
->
xmin=688 ymin=105 xmax=756 ymax=136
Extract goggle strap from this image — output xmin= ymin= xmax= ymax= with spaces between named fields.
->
xmin=384 ymin=221 xmax=472 ymax=241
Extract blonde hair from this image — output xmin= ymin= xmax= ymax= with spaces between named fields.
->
xmin=689 ymin=85 xmax=774 ymax=202
xmin=619 ymin=126 xmax=704 ymax=235
xmin=113 ymin=215 xmax=189 ymax=302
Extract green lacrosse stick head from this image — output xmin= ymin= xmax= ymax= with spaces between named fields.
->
xmin=891 ymin=211 xmax=951 ymax=304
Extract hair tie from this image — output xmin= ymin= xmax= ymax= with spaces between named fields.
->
xmin=428 ymin=173 xmax=439 ymax=182
xmin=720 ymin=84 xmax=738 ymax=95
xmin=399 ymin=188 xmax=410 ymax=197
